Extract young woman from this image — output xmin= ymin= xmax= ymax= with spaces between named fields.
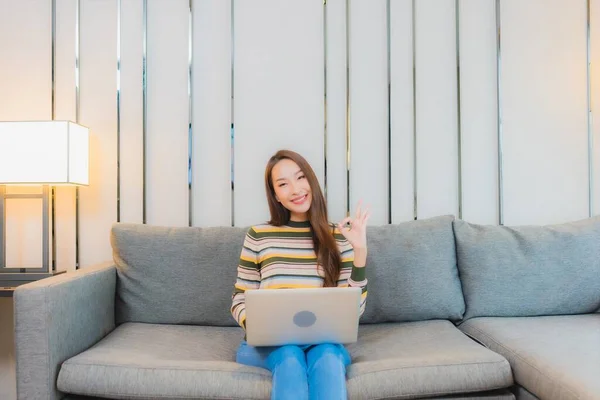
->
xmin=230 ymin=149 xmax=370 ymax=400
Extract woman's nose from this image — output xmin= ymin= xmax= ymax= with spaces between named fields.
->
xmin=290 ymin=182 xmax=300 ymax=194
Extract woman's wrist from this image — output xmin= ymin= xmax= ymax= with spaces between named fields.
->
xmin=353 ymin=247 xmax=367 ymax=268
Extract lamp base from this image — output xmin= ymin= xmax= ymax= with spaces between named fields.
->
xmin=0 ymin=271 xmax=67 ymax=297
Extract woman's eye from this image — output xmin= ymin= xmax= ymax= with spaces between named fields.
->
xmin=279 ymin=183 xmax=287 ymax=187
xmin=298 ymin=175 xmax=305 ymax=180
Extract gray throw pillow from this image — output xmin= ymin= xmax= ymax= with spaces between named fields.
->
xmin=454 ymin=217 xmax=600 ymax=320
xmin=111 ymin=223 xmax=247 ymax=326
xmin=361 ymin=215 xmax=465 ymax=324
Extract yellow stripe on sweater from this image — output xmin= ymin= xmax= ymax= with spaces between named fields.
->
xmin=252 ymin=226 xmax=312 ymax=233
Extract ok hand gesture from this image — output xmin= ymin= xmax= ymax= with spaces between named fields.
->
xmin=337 ymin=201 xmax=370 ymax=250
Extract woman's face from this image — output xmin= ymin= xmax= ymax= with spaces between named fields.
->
xmin=271 ymin=159 xmax=312 ymax=221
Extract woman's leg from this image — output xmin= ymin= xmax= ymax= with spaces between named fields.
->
xmin=306 ymin=343 xmax=351 ymax=400
xmin=236 ymin=340 xmax=273 ymax=369
xmin=236 ymin=341 xmax=309 ymax=399
xmin=266 ymin=345 xmax=309 ymax=400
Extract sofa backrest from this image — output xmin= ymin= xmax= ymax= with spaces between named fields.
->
xmin=111 ymin=223 xmax=246 ymax=326
xmin=360 ymin=215 xmax=465 ymax=324
xmin=454 ymin=216 xmax=600 ymax=320
xmin=111 ymin=215 xmax=466 ymax=326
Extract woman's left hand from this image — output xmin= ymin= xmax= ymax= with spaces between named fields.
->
xmin=338 ymin=201 xmax=371 ymax=250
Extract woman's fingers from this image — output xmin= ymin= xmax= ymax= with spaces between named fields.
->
xmin=338 ymin=216 xmax=352 ymax=230
xmin=363 ymin=208 xmax=371 ymax=223
xmin=355 ymin=200 xmax=363 ymax=220
xmin=363 ymin=211 xmax=371 ymax=226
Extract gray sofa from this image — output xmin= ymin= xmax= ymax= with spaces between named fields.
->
xmin=13 ymin=215 xmax=600 ymax=400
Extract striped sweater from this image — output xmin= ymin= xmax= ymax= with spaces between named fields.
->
xmin=230 ymin=220 xmax=368 ymax=329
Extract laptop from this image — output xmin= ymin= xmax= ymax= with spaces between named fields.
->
xmin=244 ymin=287 xmax=362 ymax=347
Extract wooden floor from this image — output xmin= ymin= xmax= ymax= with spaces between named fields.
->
xmin=0 ymin=297 xmax=16 ymax=400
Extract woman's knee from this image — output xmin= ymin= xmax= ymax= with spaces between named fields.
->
xmin=267 ymin=345 xmax=307 ymax=370
xmin=306 ymin=343 xmax=351 ymax=371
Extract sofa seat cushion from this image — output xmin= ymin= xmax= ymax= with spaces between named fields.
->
xmin=58 ymin=321 xmax=513 ymax=400
xmin=61 ymin=391 xmax=517 ymax=400
xmin=57 ymin=323 xmax=271 ymax=400
xmin=345 ymin=321 xmax=513 ymax=399
xmin=459 ymin=315 xmax=600 ymax=400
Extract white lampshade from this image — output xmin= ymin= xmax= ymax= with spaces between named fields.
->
xmin=0 ymin=121 xmax=89 ymax=185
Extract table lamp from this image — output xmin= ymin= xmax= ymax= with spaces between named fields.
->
xmin=0 ymin=121 xmax=89 ymax=294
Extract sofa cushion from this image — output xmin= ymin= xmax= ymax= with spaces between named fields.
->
xmin=345 ymin=320 xmax=513 ymax=399
xmin=111 ymin=223 xmax=247 ymax=326
xmin=57 ymin=323 xmax=271 ymax=400
xmin=459 ymin=315 xmax=600 ymax=400
xmin=61 ymin=392 xmax=517 ymax=400
xmin=453 ymin=217 xmax=600 ymax=320
xmin=58 ymin=322 xmax=512 ymax=400
xmin=361 ymin=215 xmax=465 ymax=323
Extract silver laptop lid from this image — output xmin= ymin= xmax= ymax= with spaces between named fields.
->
xmin=245 ymin=287 xmax=361 ymax=347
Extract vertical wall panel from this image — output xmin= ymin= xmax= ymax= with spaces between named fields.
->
xmin=325 ymin=0 xmax=348 ymax=224
xmin=54 ymin=0 xmax=77 ymax=122
xmin=415 ymin=0 xmax=459 ymax=220
xmin=146 ymin=0 xmax=190 ymax=227
xmin=79 ymin=0 xmax=118 ymax=267
xmin=0 ymin=0 xmax=52 ymax=270
xmin=234 ymin=0 xmax=324 ymax=228
xmin=459 ymin=0 xmax=498 ymax=224
xmin=349 ymin=0 xmax=388 ymax=224
xmin=592 ymin=0 xmax=600 ymax=217
xmin=119 ymin=0 xmax=144 ymax=224
xmin=54 ymin=0 xmax=77 ymax=272
xmin=192 ymin=0 xmax=232 ymax=227
xmin=390 ymin=0 xmax=415 ymax=223
xmin=502 ymin=0 xmax=588 ymax=226
xmin=0 ymin=0 xmax=51 ymax=120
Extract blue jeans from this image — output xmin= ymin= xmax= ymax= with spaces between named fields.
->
xmin=236 ymin=341 xmax=351 ymax=400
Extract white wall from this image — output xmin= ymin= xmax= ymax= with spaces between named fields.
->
xmin=1 ymin=0 xmax=599 ymax=397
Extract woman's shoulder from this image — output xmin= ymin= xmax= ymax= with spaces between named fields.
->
xmin=245 ymin=223 xmax=272 ymax=235
xmin=245 ymin=222 xmax=290 ymax=238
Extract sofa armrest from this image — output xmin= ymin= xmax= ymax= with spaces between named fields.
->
xmin=14 ymin=262 xmax=117 ymax=400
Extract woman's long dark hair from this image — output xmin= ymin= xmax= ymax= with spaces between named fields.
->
xmin=264 ymin=150 xmax=341 ymax=287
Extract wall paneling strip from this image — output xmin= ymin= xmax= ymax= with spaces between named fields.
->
xmin=415 ymin=0 xmax=459 ymax=220
xmin=502 ymin=0 xmax=588 ymax=225
xmin=54 ymin=0 xmax=77 ymax=272
xmin=325 ymin=0 xmax=348 ymax=224
xmin=51 ymin=0 xmax=57 ymax=270
xmin=349 ymin=0 xmax=389 ymax=225
xmin=142 ymin=0 xmax=147 ymax=224
xmin=117 ymin=0 xmax=121 ymax=222
xmin=587 ymin=0 xmax=594 ymax=217
xmin=78 ymin=0 xmax=118 ymax=267
xmin=75 ymin=0 xmax=80 ymax=267
xmin=591 ymin=0 xmax=600 ymax=216
xmin=188 ymin=0 xmax=193 ymax=227
xmin=233 ymin=0 xmax=325 ymax=227
xmin=146 ymin=0 xmax=190 ymax=227
xmin=119 ymin=0 xmax=144 ymax=224
xmin=389 ymin=0 xmax=415 ymax=223
xmin=192 ymin=0 xmax=232 ymax=227
xmin=459 ymin=0 xmax=498 ymax=225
